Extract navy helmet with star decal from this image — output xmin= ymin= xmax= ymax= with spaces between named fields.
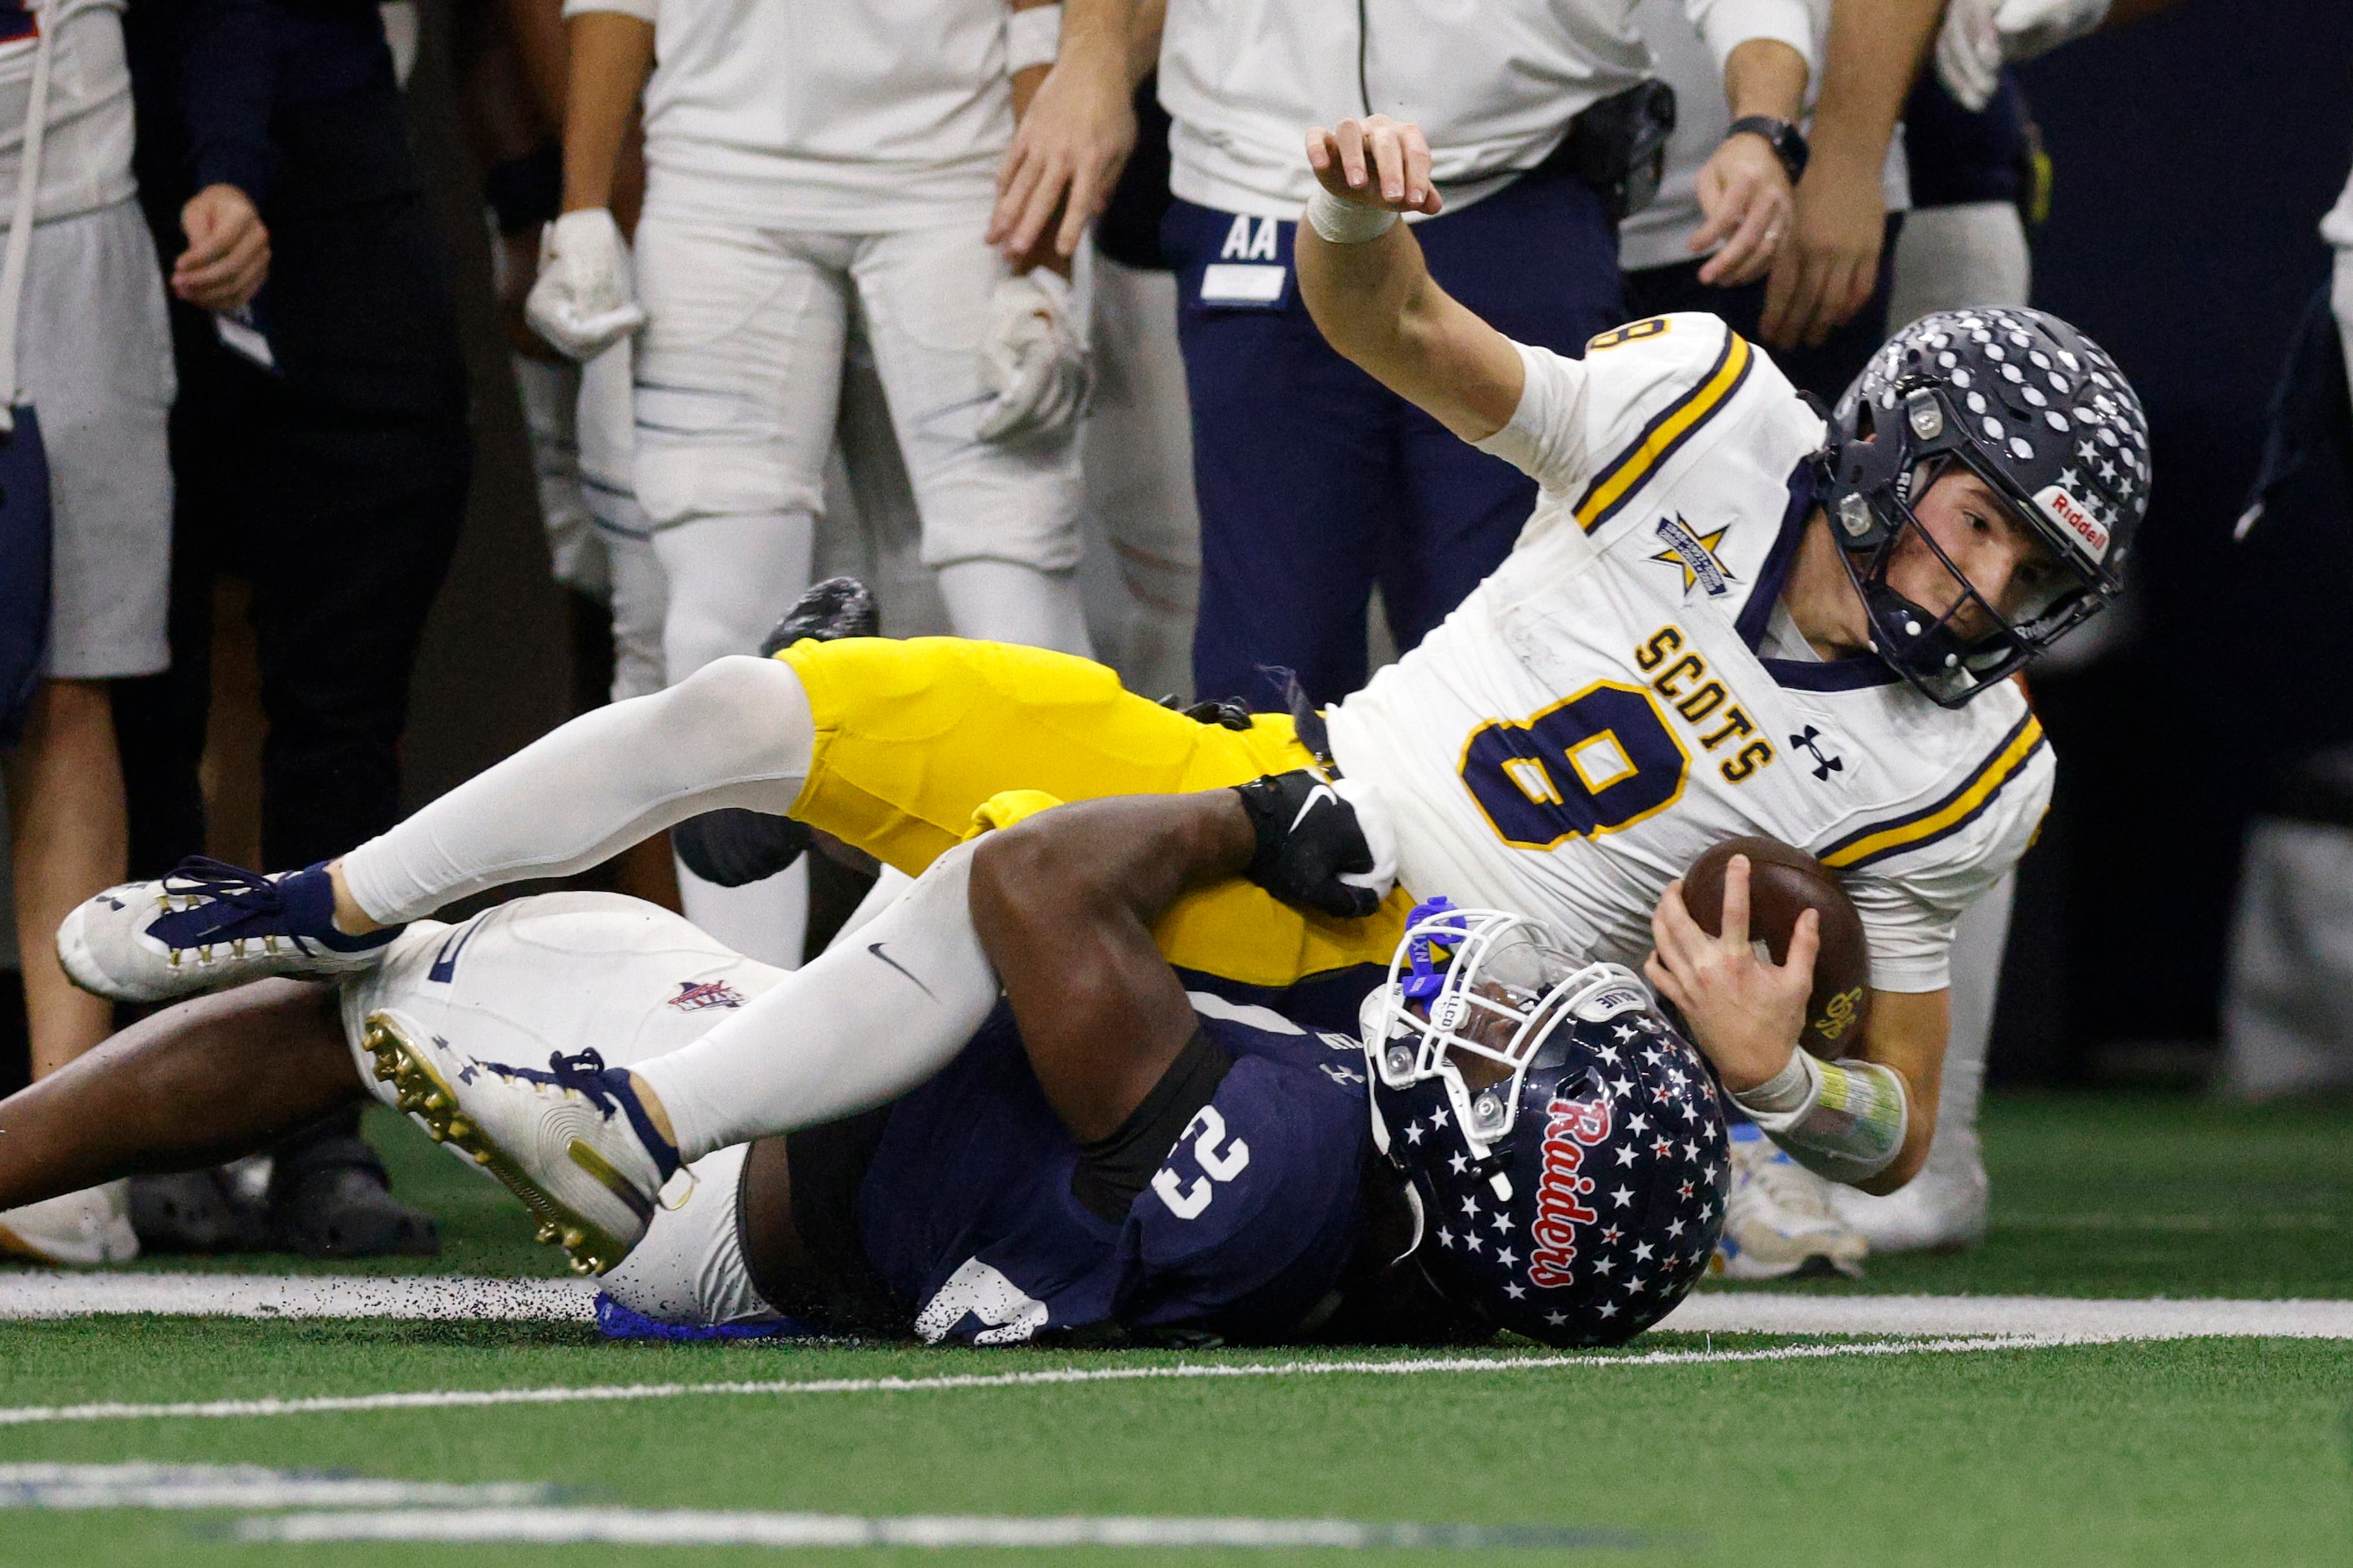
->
xmin=1820 ymin=307 xmax=2149 ymax=707
xmin=1359 ymin=900 xmax=1730 ymax=1348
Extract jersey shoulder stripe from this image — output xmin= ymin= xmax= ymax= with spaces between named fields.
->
xmin=1818 ymin=710 xmax=2047 ymax=872
xmin=1572 ymin=326 xmax=1756 ymax=534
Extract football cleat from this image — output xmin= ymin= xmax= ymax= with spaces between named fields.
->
xmin=359 ymin=1010 xmax=675 ymax=1277
xmin=0 ymin=1181 xmax=139 ymax=1266
xmin=1712 ymin=1125 xmax=1868 ymax=1280
xmin=57 ymin=858 xmax=397 ymax=1004
xmin=1828 ymin=1130 xmax=1989 ymax=1253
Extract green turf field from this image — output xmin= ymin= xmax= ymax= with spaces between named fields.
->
xmin=1 ymin=1094 xmax=2349 ymax=1565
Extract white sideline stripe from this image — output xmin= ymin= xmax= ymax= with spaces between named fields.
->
xmin=1657 ymin=1292 xmax=2353 ymax=1340
xmin=0 ymin=1337 xmax=2067 ymax=1427
xmin=0 ymin=1271 xmax=597 ymax=1322
xmin=0 ymin=1462 xmax=556 ymax=1512
xmin=236 ymin=1509 xmax=1651 ymax=1550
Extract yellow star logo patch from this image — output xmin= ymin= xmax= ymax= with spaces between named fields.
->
xmin=1649 ymin=522 xmax=1734 ymax=594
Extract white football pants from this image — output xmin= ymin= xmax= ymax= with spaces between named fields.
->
xmin=629 ymin=210 xmax=1090 ymax=655
xmin=339 ymin=863 xmax=996 ymax=1326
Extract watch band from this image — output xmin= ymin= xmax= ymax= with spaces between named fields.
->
xmin=1725 ymin=115 xmax=1809 ymax=181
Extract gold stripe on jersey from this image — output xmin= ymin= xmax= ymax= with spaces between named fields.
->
xmin=1818 ymin=712 xmax=2047 ymax=873
xmin=1572 ymin=328 xmax=1756 ymax=534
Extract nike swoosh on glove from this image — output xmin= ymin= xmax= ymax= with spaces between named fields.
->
xmin=1232 ymin=770 xmax=1386 ymax=920
xmin=525 ymin=209 xmax=647 ymax=362
xmin=974 ymin=271 xmax=1092 ymax=443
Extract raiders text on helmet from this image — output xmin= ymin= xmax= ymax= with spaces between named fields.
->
xmin=1359 ymin=900 xmax=1730 ymax=1348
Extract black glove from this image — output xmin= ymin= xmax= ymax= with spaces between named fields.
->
xmin=1232 ymin=769 xmax=1380 ymax=919
xmin=671 ymin=807 xmax=812 ymax=888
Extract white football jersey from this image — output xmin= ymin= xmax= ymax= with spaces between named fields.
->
xmin=1324 ymin=314 xmax=2053 ymax=994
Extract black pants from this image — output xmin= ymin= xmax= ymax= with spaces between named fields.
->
xmin=115 ymin=142 xmax=468 ymax=1163
xmin=117 ymin=186 xmax=468 ymax=879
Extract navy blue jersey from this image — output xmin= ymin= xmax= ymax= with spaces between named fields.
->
xmin=856 ymin=994 xmax=1373 ymax=1347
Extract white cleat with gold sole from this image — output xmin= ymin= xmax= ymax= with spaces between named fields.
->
xmin=359 ymin=1009 xmax=672 ymax=1277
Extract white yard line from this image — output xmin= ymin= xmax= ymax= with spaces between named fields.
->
xmin=0 ymin=1272 xmax=595 ymax=1322
xmin=0 ymin=1337 xmax=2077 ymax=1428
xmin=1655 ymin=1292 xmax=2353 ymax=1339
xmin=0 ymin=1462 xmax=557 ymax=1511
xmin=235 ymin=1508 xmax=1656 ymax=1550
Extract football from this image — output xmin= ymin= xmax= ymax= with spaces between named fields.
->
xmin=1680 ymin=836 xmax=1871 ymax=1059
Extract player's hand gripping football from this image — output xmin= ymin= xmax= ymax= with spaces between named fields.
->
xmin=1304 ymin=116 xmax=1445 ymax=218
xmin=1645 ymin=854 xmax=1817 ymax=1094
xmin=1231 ymin=771 xmax=1396 ymax=920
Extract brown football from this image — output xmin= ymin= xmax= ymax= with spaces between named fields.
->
xmin=1679 ymin=836 xmax=1871 ymax=1059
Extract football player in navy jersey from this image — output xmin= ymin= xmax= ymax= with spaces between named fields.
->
xmin=0 ymin=773 xmax=1720 ymax=1348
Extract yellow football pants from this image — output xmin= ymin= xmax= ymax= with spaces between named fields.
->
xmin=776 ymin=636 xmax=1409 ymax=989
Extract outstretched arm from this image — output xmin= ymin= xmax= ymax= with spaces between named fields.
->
xmin=1293 ymin=117 xmax=1525 ymax=444
xmin=969 ymin=792 xmax=1257 ymax=1141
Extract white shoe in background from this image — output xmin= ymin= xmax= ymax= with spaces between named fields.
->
xmin=0 ymin=1181 xmax=139 ymax=1266
xmin=1713 ymin=1126 xmax=1868 ymax=1280
xmin=1829 ymin=1127 xmax=1991 ymax=1253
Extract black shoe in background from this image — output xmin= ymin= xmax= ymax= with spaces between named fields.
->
xmin=129 ymin=1165 xmax=271 ymax=1253
xmin=268 ymin=1126 xmax=441 ymax=1258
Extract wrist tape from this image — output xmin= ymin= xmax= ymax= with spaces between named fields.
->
xmin=1007 ymin=4 xmax=1062 ymax=73
xmin=1731 ymin=1050 xmax=1908 ymax=1185
xmin=1304 ymin=188 xmax=1399 ymax=245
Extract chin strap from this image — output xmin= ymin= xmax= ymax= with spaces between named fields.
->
xmin=1730 ymin=1049 xmax=1908 ymax=1186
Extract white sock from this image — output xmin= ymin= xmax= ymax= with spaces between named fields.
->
xmin=635 ymin=840 xmax=999 ymax=1162
xmin=936 ymin=559 xmax=1095 ymax=656
xmin=339 ymin=655 xmax=817 ymax=924
xmin=676 ymin=856 xmax=811 ymax=971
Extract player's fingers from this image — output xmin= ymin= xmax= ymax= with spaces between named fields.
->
xmin=1007 ymin=154 xmax=1075 ymax=260
xmin=1720 ymin=856 xmax=1751 ymax=950
xmin=1783 ymin=908 xmax=1820 ymax=984
xmin=1643 ymin=951 xmax=1692 ymax=1014
xmin=1305 ymin=125 xmax=1335 ymax=174
xmin=1057 ymin=162 xmax=1104 ymax=256
xmin=1404 ymin=126 xmax=1435 ymax=210
xmin=1651 ymin=879 xmax=1704 ymax=968
xmin=1335 ymin=119 xmax=1369 ymax=190
xmin=1705 ymin=185 xmax=1787 ymax=288
xmin=1367 ymin=121 xmax=1406 ymax=202
xmin=993 ymin=152 xmax=1050 ymax=250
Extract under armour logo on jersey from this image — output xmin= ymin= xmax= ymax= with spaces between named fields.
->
xmin=1789 ymin=726 xmax=1844 ymax=781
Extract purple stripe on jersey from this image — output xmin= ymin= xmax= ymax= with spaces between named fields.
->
xmin=1814 ymin=709 xmax=2046 ymax=869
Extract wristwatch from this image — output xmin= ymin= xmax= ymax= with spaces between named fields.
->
xmin=1725 ymin=115 xmax=1809 ymax=182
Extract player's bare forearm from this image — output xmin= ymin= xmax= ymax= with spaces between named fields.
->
xmin=0 ymin=981 xmax=361 ymax=1211
xmin=1126 ymin=0 xmax=1164 ymax=85
xmin=559 ymin=11 xmax=654 ymax=214
xmin=969 ymin=794 xmax=1256 ymax=1142
xmin=497 ymin=0 xmax=571 ymax=131
xmin=1809 ymin=0 xmax=1938 ymax=176
xmin=1295 ymin=123 xmax=1522 ymax=443
xmin=1723 ymin=37 xmax=1807 ymax=120
xmin=1852 ymin=986 xmax=1949 ymax=1193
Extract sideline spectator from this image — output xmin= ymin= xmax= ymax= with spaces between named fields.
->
xmin=526 ymin=0 xmax=1134 ymax=962
xmin=0 ymin=0 xmax=173 ymax=1267
xmin=1621 ymin=0 xmax=1911 ymax=400
xmin=109 ymin=0 xmax=465 ymax=1257
xmin=1157 ymin=0 xmax=1814 ymax=709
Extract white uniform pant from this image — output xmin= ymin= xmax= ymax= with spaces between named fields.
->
xmin=630 ymin=211 xmax=1084 ymax=578
xmin=339 ymin=894 xmax=789 ymax=1328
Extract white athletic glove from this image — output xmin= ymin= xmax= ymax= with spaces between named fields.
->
xmin=1935 ymin=0 xmax=2112 ymax=112
xmin=525 ymin=209 xmax=646 ymax=362
xmin=974 ymin=271 xmax=1091 ymax=444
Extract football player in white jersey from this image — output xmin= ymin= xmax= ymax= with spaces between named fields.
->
xmin=57 ymin=116 xmax=2149 ymax=1268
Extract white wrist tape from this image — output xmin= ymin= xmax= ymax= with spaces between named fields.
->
xmin=1006 ymin=4 xmax=1062 ymax=73
xmin=1304 ymin=188 xmax=1399 ymax=245
xmin=1732 ymin=1050 xmax=1909 ymax=1185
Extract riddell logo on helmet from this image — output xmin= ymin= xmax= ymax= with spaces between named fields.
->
xmin=2035 ymin=484 xmax=2109 ymax=560
xmin=1527 ymin=1095 xmax=1612 ymax=1288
